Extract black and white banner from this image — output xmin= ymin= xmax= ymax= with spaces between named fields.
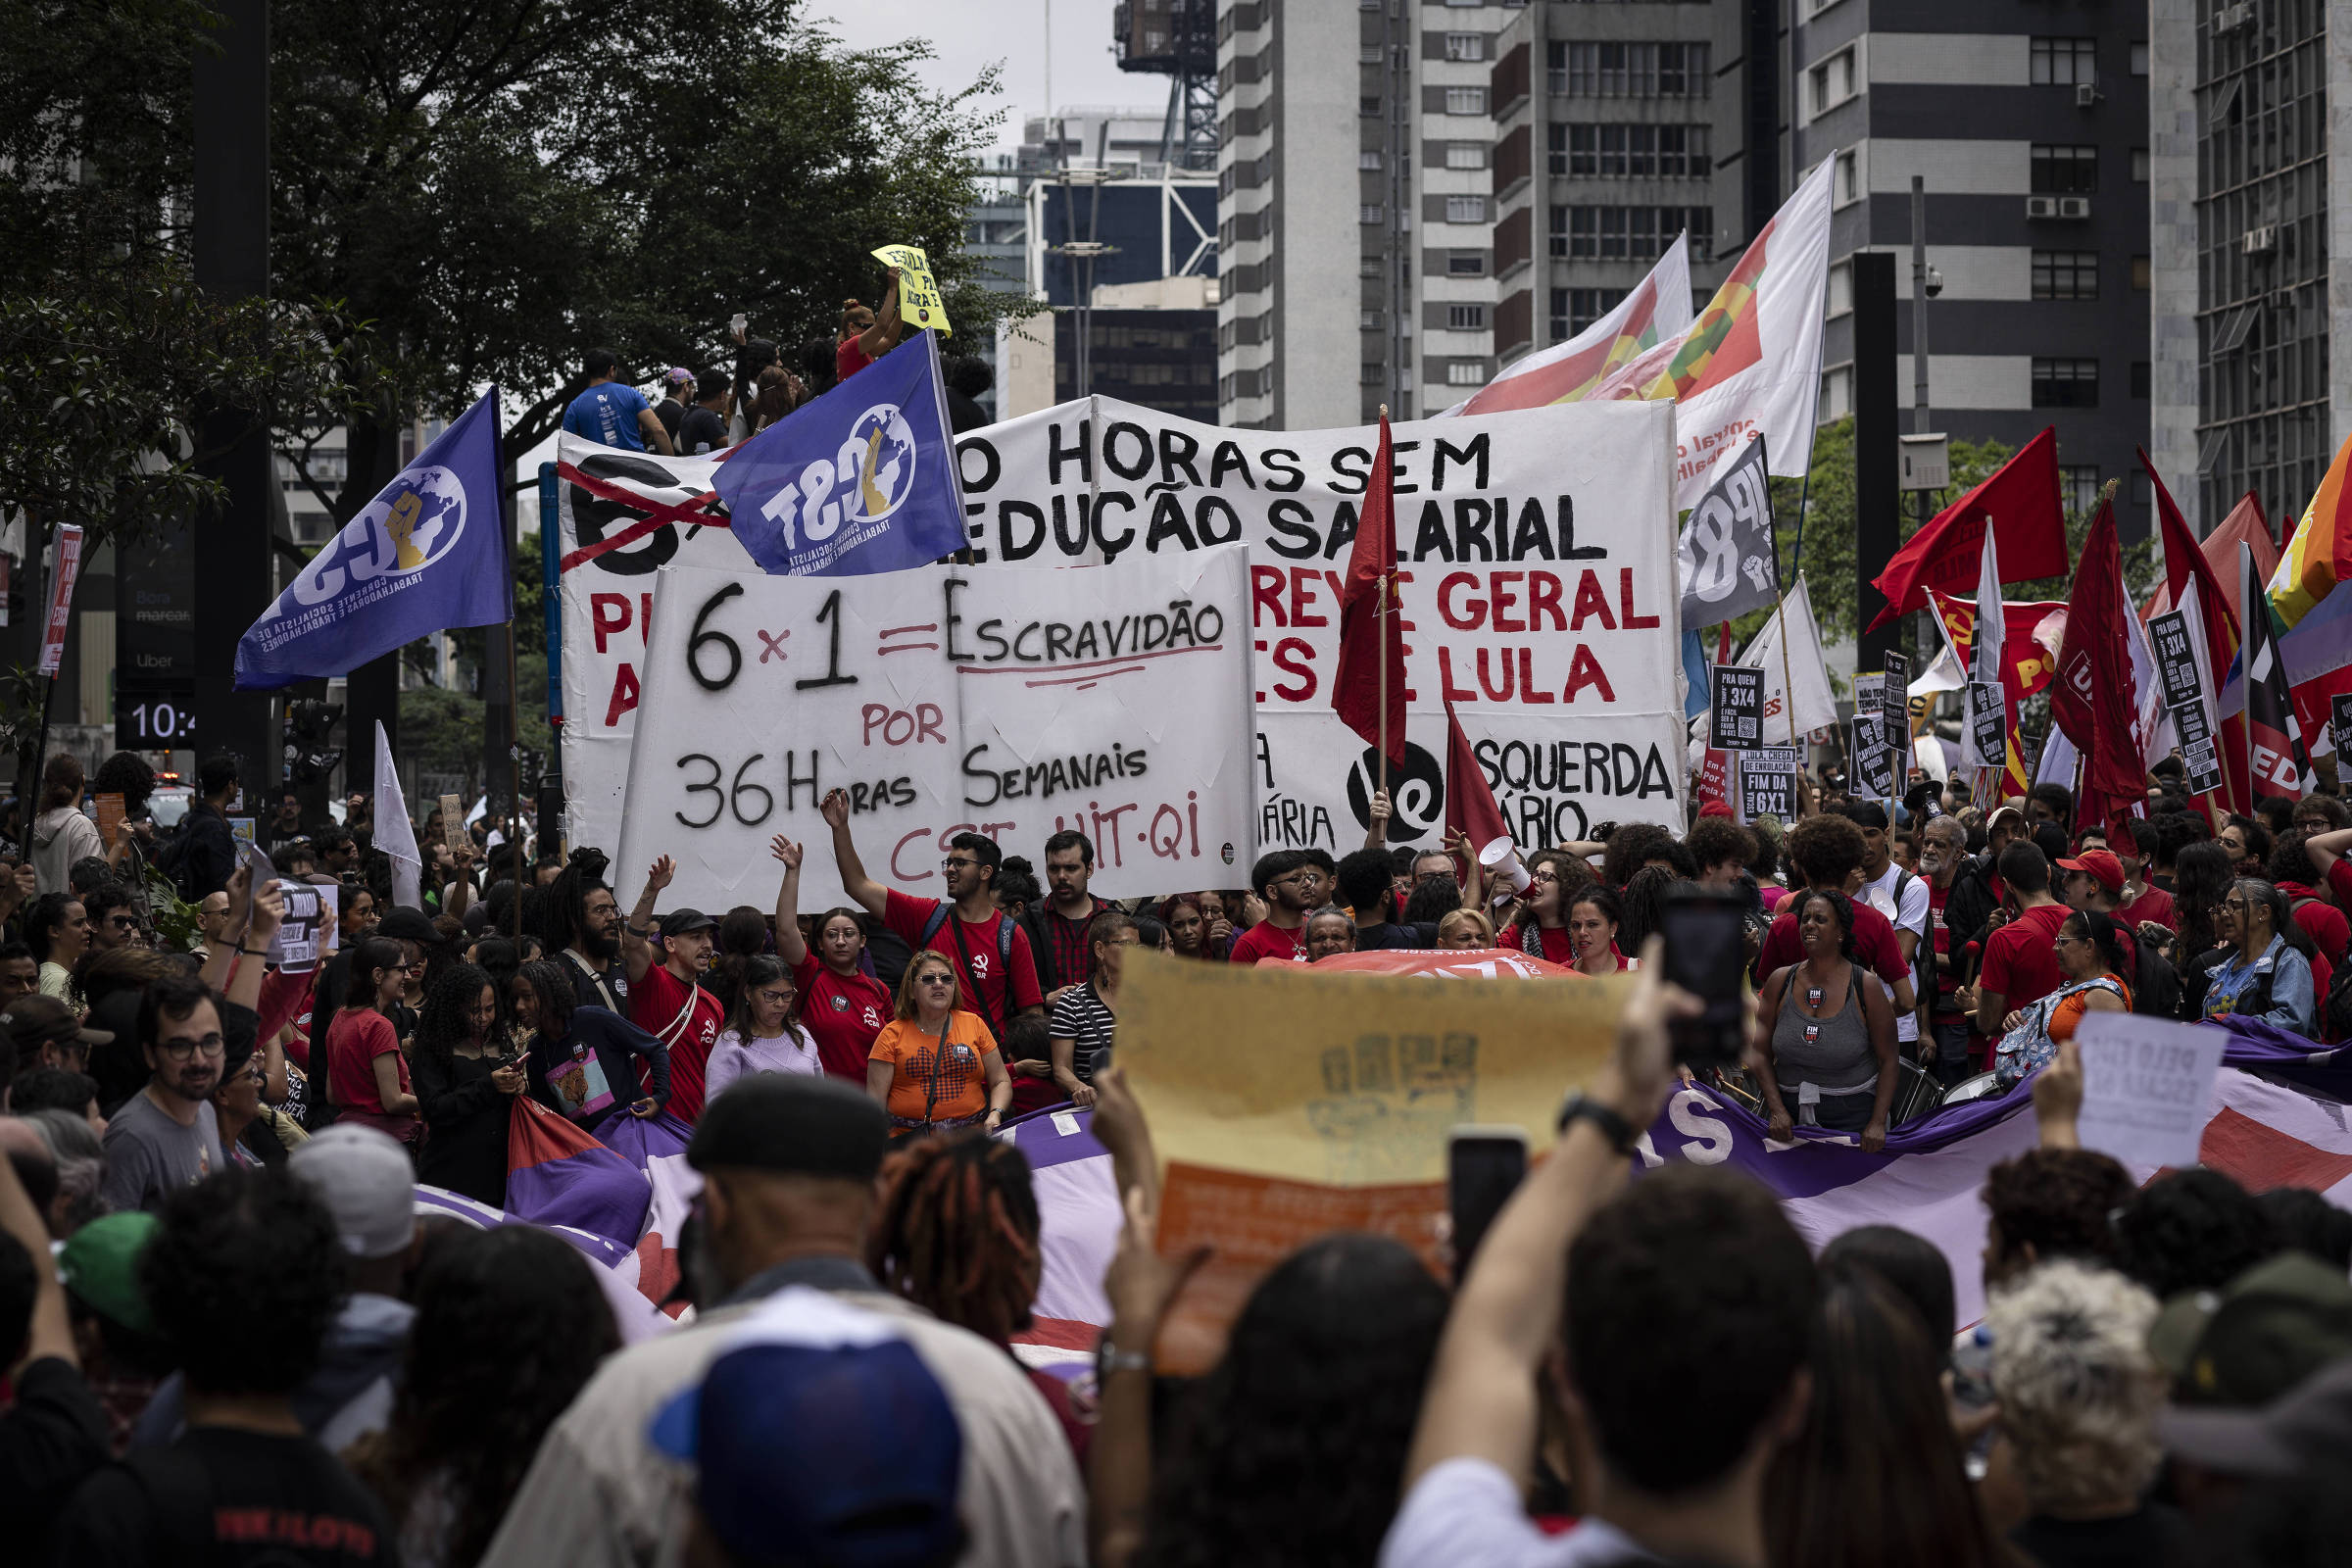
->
xmin=1675 ymin=435 xmax=1778 ymax=630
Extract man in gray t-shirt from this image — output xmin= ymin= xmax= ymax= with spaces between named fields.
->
xmin=99 ymin=979 xmax=229 ymax=1212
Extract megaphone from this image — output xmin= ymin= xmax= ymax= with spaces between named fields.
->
xmin=1481 ymin=839 xmax=1531 ymax=900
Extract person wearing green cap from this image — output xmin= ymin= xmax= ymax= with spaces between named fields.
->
xmin=0 ymin=1120 xmax=108 ymax=1549
xmin=56 ymin=1209 xmax=171 ymax=1453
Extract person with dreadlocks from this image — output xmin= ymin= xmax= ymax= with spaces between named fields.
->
xmin=865 ymin=1127 xmax=1086 ymax=1460
xmin=411 ymin=961 xmax=526 ymax=1206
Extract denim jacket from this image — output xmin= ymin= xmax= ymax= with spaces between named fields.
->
xmin=2203 ymin=935 xmax=2318 ymax=1037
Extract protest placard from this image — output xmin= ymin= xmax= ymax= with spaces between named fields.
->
xmin=269 ymin=880 xmax=340 ymax=973
xmin=1738 ymin=746 xmax=1800 ymax=821
xmin=94 ymin=793 xmax=123 ymax=850
xmin=614 ymin=547 xmax=1257 ymax=910
xmin=2335 ymin=693 xmax=2352 ymax=766
xmin=2147 ymin=610 xmax=2225 ymax=796
xmin=1881 ymin=649 xmax=1909 ymax=737
xmin=2072 ymin=1013 xmax=2227 ymax=1169
xmin=556 ymin=395 xmax=1687 ymax=859
xmin=871 ymin=244 xmax=952 ymax=336
xmin=1850 ymin=710 xmax=1896 ymax=800
xmin=1709 ymin=664 xmax=1765 ymax=751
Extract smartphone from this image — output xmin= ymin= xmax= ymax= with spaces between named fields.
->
xmin=1447 ymin=1126 xmax=1529 ymax=1284
xmin=1659 ymin=884 xmax=1749 ymax=1070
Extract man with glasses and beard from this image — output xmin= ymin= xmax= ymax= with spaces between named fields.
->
xmin=98 ymin=976 xmax=227 ymax=1212
xmin=820 ymin=789 xmax=1045 ymax=1045
xmin=552 ymin=863 xmax=630 ymax=1013
xmin=1230 ymin=850 xmax=1317 ymax=964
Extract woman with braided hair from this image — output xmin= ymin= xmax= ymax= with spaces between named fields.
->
xmin=865 ymin=1127 xmax=1087 ymax=1457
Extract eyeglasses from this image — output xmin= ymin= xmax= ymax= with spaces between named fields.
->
xmin=160 ymin=1033 xmax=225 ymax=1060
xmin=107 ymin=914 xmax=138 ymax=929
xmin=916 ymin=972 xmax=956 ymax=987
xmin=756 ymin=987 xmax=795 ymax=1005
xmin=942 ymin=857 xmax=980 ymax=872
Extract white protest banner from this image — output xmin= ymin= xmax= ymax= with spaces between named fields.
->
xmin=558 ymin=397 xmax=1684 ymax=858
xmin=2072 ymin=1014 xmax=2227 ymax=1169
xmin=956 ymin=396 xmax=1687 ymax=849
xmin=613 ymin=546 xmax=1256 ymax=911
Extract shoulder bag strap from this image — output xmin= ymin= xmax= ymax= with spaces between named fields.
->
xmin=945 ymin=913 xmax=1004 ymax=1039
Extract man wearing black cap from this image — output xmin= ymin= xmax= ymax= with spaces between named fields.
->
xmin=619 ymin=855 xmax=726 ymax=1123
xmin=479 ymin=1075 xmax=1085 ymax=1568
xmin=4 ymin=996 xmax=107 ymax=1076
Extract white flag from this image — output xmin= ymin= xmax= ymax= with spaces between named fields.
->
xmin=1441 ymin=237 xmax=1694 ymax=416
xmin=372 ymin=722 xmax=423 ymax=910
xmin=1963 ymin=531 xmax=2006 ymax=768
xmin=1735 ymin=573 xmax=1839 ymax=743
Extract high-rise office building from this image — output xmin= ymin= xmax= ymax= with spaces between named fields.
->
xmin=2149 ymin=0 xmax=2351 ymax=531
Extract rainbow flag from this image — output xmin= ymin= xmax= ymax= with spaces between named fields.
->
xmin=2268 ymin=428 xmax=2352 ymax=630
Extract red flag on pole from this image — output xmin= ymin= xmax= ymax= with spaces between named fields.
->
xmin=2140 ymin=450 xmax=2250 ymax=814
xmin=2049 ymin=498 xmax=2145 ymax=835
xmin=1334 ymin=409 xmax=1408 ymax=766
xmin=1867 ymin=426 xmax=2071 ymax=631
xmin=1444 ymin=705 xmax=1510 ymax=858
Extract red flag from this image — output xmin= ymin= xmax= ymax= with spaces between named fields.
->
xmin=2141 ymin=450 xmax=2250 ymax=813
xmin=1334 ymin=409 xmax=1407 ymax=764
xmin=2049 ymin=499 xmax=2144 ymax=834
xmin=1867 ymin=426 xmax=2070 ymax=631
xmin=1444 ymin=706 xmax=1511 ymax=857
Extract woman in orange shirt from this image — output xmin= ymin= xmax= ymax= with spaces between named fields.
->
xmin=1993 ymin=909 xmax=2131 ymax=1086
xmin=867 ymin=950 xmax=1011 ymax=1138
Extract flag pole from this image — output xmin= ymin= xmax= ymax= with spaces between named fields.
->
xmin=1377 ymin=405 xmax=1391 ymax=802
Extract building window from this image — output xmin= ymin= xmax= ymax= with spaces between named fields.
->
xmin=2132 ymin=255 xmax=2151 ymax=290
xmin=1446 ymin=86 xmax=1488 ymax=115
xmin=1445 ymin=32 xmax=1486 ymax=63
xmin=1834 ymin=148 xmax=1858 ymax=206
xmin=1360 ymin=45 xmax=1384 ymax=65
xmin=1360 ymin=257 xmax=1384 ymax=279
xmin=1359 ymin=150 xmax=1384 ymax=172
xmin=2060 ymin=466 xmax=2102 ymax=514
xmin=1809 ymin=47 xmax=1857 ymax=114
xmin=2130 ymin=40 xmax=2149 ymax=74
xmin=1362 ymin=364 xmax=1388 ymax=386
xmin=1360 ymin=205 xmax=1385 ymax=224
xmin=1446 ymin=195 xmax=1488 ymax=223
xmin=2031 ymin=145 xmax=2098 ymax=194
xmin=1446 ymin=361 xmax=1487 ymax=385
xmin=1551 ymin=287 xmax=1626 ymax=339
xmin=1558 ymin=122 xmax=1711 ymax=177
xmin=1447 ymin=304 xmax=1489 ymax=330
xmin=1361 ymin=96 xmax=1384 ymax=117
xmin=2032 ymin=358 xmax=2100 ymax=408
xmin=1554 ymin=41 xmax=1710 ymax=98
xmin=2131 ymin=147 xmax=2149 ymax=181
xmin=2030 ymin=37 xmax=2098 ymax=85
xmin=2031 ymin=251 xmax=2099 ymax=299
xmin=1446 ymin=142 xmax=1487 ymax=170
xmin=1362 ymin=311 xmax=1385 ymax=331
xmin=1827 ymin=259 xmax=1853 ymax=317
xmin=2132 ymin=360 xmax=2151 ymax=398
xmin=1447 ymin=251 xmax=1487 ymax=275
xmin=1555 ymin=205 xmax=1712 ymax=260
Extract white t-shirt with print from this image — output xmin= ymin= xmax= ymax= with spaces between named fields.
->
xmin=1858 ymin=861 xmax=1930 ymax=1045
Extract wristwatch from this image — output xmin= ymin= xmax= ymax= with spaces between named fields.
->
xmin=1556 ymin=1092 xmax=1639 ymax=1155
xmin=1095 ymin=1337 xmax=1152 ymax=1382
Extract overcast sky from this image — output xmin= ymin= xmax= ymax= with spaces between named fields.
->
xmin=810 ymin=0 xmax=1152 ymax=154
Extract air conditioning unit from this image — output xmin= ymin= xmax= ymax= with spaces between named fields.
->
xmin=2244 ymin=223 xmax=2279 ymax=255
xmin=2057 ymin=195 xmax=2092 ymax=219
xmin=2075 ymin=81 xmax=2100 ymax=108
xmin=2027 ymin=195 xmax=2058 ymax=219
xmin=2217 ymin=1 xmax=2255 ymax=29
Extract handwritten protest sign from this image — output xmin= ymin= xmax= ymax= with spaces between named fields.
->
xmin=270 ymin=880 xmax=340 ymax=973
xmin=615 ymin=548 xmax=1256 ymax=911
xmin=95 ymin=793 xmax=123 ymax=850
xmin=871 ymin=244 xmax=952 ymax=336
xmin=2072 ymin=1013 xmax=2227 ymax=1168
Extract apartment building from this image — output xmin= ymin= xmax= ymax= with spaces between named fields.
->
xmin=2149 ymin=0 xmax=2352 ymax=531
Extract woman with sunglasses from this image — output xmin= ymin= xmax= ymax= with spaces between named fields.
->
xmin=2202 ymin=878 xmax=2322 ymax=1036
xmin=867 ymin=951 xmax=1010 ymax=1138
xmin=1992 ymin=910 xmax=2132 ymax=1087
xmin=706 ymin=955 xmax=821 ymax=1101
xmin=1497 ymin=850 xmax=1592 ymax=965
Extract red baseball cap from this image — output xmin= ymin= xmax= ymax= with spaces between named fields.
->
xmin=2057 ymin=848 xmax=2125 ymax=894
xmin=1698 ymin=800 xmax=1736 ymax=819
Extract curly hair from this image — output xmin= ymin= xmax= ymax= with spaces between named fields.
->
xmin=1568 ymin=882 xmax=1624 ymax=929
xmin=1508 ymin=849 xmax=1593 ymax=940
xmin=1986 ymin=1259 xmax=2164 ymax=1514
xmin=1136 ymin=1235 xmax=1448 ymax=1568
xmin=1601 ymin=822 xmax=1690 ymax=889
xmin=864 ymin=1130 xmax=1042 ymax=1346
xmin=142 ymin=1166 xmax=349 ymax=1395
xmin=348 ymin=1224 xmax=618 ymax=1567
xmin=414 ymin=961 xmax=496 ymax=1077
xmin=1402 ymin=874 xmax=1465 ymax=927
xmin=1618 ymin=864 xmax=1683 ymax=952
xmin=1785 ymin=813 xmax=1868 ymax=891
xmin=90 ymin=751 xmax=157 ymax=813
xmin=1981 ymin=1149 xmax=2133 ymax=1278
xmin=1686 ymin=815 xmax=1758 ymax=875
xmin=514 ymin=958 xmax=576 ymax=1044
xmin=2112 ymin=1168 xmax=2278 ymax=1301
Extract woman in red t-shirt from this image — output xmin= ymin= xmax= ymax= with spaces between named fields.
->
xmin=1498 ymin=850 xmax=1590 ymax=964
xmin=835 ymin=271 xmax=905 ymax=383
xmin=325 ymin=935 xmax=418 ymax=1145
xmin=1566 ymin=886 xmax=1642 ymax=976
xmin=771 ymin=836 xmax=893 ymax=1083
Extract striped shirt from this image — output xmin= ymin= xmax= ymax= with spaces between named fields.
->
xmin=1046 ymin=982 xmax=1117 ymax=1083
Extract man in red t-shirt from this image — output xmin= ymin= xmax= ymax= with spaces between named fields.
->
xmin=822 ymin=790 xmax=1044 ymax=1043
xmin=1968 ymin=842 xmax=2070 ymax=1034
xmin=621 ymin=857 xmax=727 ymax=1123
xmin=1228 ymin=849 xmax=1316 ymax=965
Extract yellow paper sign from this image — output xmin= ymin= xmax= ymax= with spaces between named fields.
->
xmin=1115 ymin=951 xmax=1623 ymax=1186
xmin=871 ymin=244 xmax=952 ymax=337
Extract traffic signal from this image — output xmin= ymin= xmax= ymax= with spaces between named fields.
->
xmin=283 ymin=699 xmax=343 ymax=786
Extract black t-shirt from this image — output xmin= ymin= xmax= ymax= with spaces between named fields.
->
xmin=2009 ymin=1503 xmax=2190 ymax=1568
xmin=654 ymin=397 xmax=686 ymax=442
xmin=676 ymin=405 xmax=728 ymax=456
xmin=49 ymin=1425 xmax=399 ymax=1566
xmin=0 ymin=1357 xmax=109 ymax=1547
xmin=1353 ymin=920 xmax=1440 ymax=952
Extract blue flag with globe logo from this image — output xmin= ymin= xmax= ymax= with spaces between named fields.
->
xmin=713 ymin=328 xmax=967 ymax=576
xmin=235 ymin=391 xmax=512 ymax=690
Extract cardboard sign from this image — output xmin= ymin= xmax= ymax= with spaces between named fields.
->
xmin=871 ymin=244 xmax=953 ymax=336
xmin=2018 ymin=730 xmax=2046 ymax=777
xmin=94 ymin=793 xmax=123 ymax=849
xmin=1738 ymin=746 xmax=1800 ymax=821
xmin=439 ymin=794 xmax=466 ymax=846
xmin=1710 ymin=664 xmax=1765 ymax=751
xmin=614 ymin=547 xmax=1258 ymax=910
xmin=556 ymin=396 xmax=1688 ymax=860
xmin=2147 ymin=610 xmax=2225 ymax=797
xmin=2072 ymin=1013 xmax=2227 ymax=1169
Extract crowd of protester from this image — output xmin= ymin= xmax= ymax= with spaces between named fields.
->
xmin=3 ymin=724 xmax=2352 ymax=1566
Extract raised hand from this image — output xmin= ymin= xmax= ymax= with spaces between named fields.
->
xmin=819 ymin=789 xmax=850 ymax=830
xmin=646 ymin=856 xmax=676 ymax=893
xmin=770 ymin=835 xmax=804 ymax=870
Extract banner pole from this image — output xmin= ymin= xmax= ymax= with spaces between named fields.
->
xmin=1377 ymin=405 xmax=1391 ymax=802
xmin=1776 ymin=596 xmax=1800 ymax=748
